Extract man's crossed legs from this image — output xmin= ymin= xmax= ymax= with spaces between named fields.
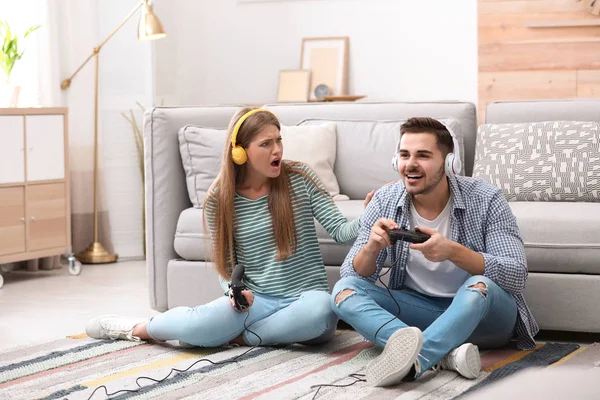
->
xmin=331 ymin=275 xmax=517 ymax=386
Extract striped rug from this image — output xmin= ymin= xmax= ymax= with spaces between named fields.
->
xmin=0 ymin=331 xmax=595 ymax=400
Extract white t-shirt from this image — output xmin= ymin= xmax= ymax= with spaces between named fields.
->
xmin=403 ymin=197 xmax=471 ymax=297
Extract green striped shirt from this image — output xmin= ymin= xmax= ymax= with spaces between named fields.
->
xmin=206 ymin=163 xmax=360 ymax=298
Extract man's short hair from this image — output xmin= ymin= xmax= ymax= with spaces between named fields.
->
xmin=400 ymin=117 xmax=454 ymax=156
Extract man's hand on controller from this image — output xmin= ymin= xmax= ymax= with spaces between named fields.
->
xmin=409 ymin=226 xmax=453 ymax=262
xmin=229 ymin=289 xmax=254 ymax=312
xmin=365 ymin=218 xmax=399 ymax=253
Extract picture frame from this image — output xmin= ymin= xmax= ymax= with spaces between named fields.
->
xmin=300 ymin=37 xmax=349 ymax=101
xmin=276 ymin=70 xmax=311 ymax=103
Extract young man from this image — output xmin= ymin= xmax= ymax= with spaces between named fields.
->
xmin=331 ymin=117 xmax=538 ymax=387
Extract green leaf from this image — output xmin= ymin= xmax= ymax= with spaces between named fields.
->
xmin=24 ymin=25 xmax=40 ymax=38
xmin=5 ymin=41 xmax=12 ymax=57
xmin=0 ymin=20 xmax=40 ymax=82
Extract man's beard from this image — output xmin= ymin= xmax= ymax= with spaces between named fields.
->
xmin=406 ymin=165 xmax=446 ymax=196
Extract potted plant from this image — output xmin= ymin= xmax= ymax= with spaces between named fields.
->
xmin=0 ymin=20 xmax=40 ymax=107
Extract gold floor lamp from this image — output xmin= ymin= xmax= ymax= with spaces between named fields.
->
xmin=61 ymin=0 xmax=166 ymax=264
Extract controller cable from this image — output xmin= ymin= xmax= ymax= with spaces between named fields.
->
xmin=310 ymin=238 xmax=405 ymax=399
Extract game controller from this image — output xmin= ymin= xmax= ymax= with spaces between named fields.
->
xmin=389 ymin=228 xmax=431 ymax=244
xmin=230 ymin=264 xmax=249 ymax=311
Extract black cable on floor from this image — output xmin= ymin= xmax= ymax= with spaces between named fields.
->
xmin=310 ymin=373 xmax=366 ymax=399
xmin=79 ymin=311 xmax=261 ymax=400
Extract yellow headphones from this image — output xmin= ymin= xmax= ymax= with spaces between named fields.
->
xmin=230 ymin=108 xmax=276 ymax=165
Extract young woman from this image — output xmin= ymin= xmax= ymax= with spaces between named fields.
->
xmin=85 ymin=107 xmax=373 ymax=347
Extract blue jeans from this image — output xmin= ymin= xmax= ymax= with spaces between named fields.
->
xmin=331 ymin=275 xmax=517 ymax=371
xmin=146 ymin=290 xmax=338 ymax=347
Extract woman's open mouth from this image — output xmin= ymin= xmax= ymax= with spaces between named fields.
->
xmin=270 ymin=159 xmax=281 ymax=168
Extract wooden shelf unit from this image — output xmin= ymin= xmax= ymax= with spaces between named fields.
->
xmin=0 ymin=108 xmax=71 ymax=265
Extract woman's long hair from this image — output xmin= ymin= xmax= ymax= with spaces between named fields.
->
xmin=204 ymin=107 xmax=325 ymax=280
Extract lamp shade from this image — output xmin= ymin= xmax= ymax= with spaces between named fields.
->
xmin=138 ymin=3 xmax=166 ymax=41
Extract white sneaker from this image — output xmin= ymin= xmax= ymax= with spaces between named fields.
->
xmin=439 ymin=343 xmax=481 ymax=379
xmin=85 ymin=315 xmax=145 ymax=342
xmin=366 ymin=327 xmax=423 ymax=387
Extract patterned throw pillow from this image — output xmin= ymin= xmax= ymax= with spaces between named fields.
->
xmin=473 ymin=121 xmax=600 ymax=202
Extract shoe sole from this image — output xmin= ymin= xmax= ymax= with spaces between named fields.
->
xmin=366 ymin=327 xmax=423 ymax=387
xmin=457 ymin=344 xmax=481 ymax=379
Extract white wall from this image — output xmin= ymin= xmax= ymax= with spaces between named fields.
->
xmin=154 ymin=0 xmax=478 ymax=106
xmin=97 ymin=0 xmax=154 ymax=259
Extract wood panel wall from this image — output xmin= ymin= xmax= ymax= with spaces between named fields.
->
xmin=478 ymin=0 xmax=600 ymax=123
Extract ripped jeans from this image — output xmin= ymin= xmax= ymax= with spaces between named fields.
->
xmin=331 ymin=275 xmax=517 ymax=371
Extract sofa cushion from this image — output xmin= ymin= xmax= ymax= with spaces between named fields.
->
xmin=473 ymin=121 xmax=600 ymax=202
xmin=280 ymin=123 xmax=347 ymax=200
xmin=509 ymin=202 xmax=600 ymax=274
xmin=174 ymin=207 xmax=210 ymax=261
xmin=175 ymin=201 xmax=600 ymax=274
xmin=298 ymin=117 xmax=466 ymax=200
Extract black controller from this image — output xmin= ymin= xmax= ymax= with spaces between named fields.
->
xmin=230 ymin=264 xmax=249 ymax=311
xmin=389 ymin=228 xmax=431 ymax=244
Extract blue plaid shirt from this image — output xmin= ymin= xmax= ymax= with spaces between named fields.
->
xmin=341 ymin=174 xmax=539 ymax=350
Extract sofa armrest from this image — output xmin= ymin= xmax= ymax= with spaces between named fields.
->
xmin=143 ymin=107 xmax=191 ymax=311
xmin=143 ymin=106 xmax=242 ymax=311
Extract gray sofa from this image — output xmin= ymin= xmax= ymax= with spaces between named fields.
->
xmin=143 ymin=100 xmax=600 ymax=334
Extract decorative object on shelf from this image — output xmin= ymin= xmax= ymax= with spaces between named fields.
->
xmin=314 ymin=83 xmax=330 ymax=100
xmin=301 ymin=37 xmax=349 ymax=101
xmin=60 ymin=0 xmax=166 ymax=264
xmin=276 ymin=70 xmax=311 ymax=102
xmin=524 ymin=0 xmax=600 ymax=27
xmin=587 ymin=0 xmax=600 ymax=15
xmin=0 ymin=21 xmax=40 ymax=107
xmin=323 ymin=94 xmax=366 ymax=102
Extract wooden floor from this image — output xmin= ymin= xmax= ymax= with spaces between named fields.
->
xmin=0 ymin=260 xmax=158 ymax=352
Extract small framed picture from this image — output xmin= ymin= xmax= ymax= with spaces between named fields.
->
xmin=300 ymin=37 xmax=349 ymax=101
xmin=276 ymin=70 xmax=311 ymax=103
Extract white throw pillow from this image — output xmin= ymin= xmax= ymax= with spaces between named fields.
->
xmin=178 ymin=125 xmax=226 ymax=208
xmin=281 ymin=123 xmax=348 ymax=201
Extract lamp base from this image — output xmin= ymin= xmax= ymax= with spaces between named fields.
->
xmin=76 ymin=241 xmax=118 ymax=264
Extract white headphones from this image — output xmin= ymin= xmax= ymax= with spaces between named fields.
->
xmin=391 ymin=119 xmax=462 ymax=177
